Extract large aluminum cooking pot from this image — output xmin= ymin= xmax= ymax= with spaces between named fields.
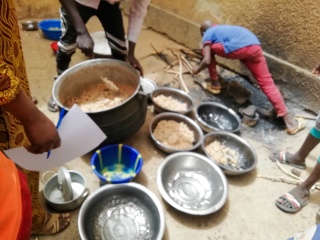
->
xmin=52 ymin=59 xmax=148 ymax=145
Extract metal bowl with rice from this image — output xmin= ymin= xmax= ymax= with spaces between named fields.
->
xmin=149 ymin=112 xmax=203 ymax=153
xmin=201 ymin=131 xmax=257 ymax=175
xmin=150 ymin=87 xmax=194 ymax=115
xmin=157 ymin=152 xmax=228 ymax=215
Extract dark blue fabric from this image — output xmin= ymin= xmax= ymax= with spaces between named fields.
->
xmin=202 ymin=25 xmax=260 ymax=54
xmin=287 ymin=224 xmax=320 ymax=240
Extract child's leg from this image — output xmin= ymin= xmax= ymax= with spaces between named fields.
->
xmin=208 ymin=43 xmax=227 ymax=89
xmin=239 ymin=46 xmax=287 ymax=117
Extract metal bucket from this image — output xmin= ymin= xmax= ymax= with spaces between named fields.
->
xmin=52 ymin=59 xmax=148 ymax=145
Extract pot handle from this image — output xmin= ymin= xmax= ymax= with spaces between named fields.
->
xmin=81 ymin=188 xmax=90 ymax=198
xmin=41 ymin=171 xmax=56 ymax=184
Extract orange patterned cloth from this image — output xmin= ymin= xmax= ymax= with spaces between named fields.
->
xmin=0 ymin=151 xmax=22 ymax=239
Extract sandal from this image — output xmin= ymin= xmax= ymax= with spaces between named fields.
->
xmin=31 ymin=213 xmax=70 ymax=235
xmin=268 ymin=150 xmax=306 ymax=169
xmin=285 ymin=118 xmax=306 ymax=135
xmin=47 ymin=96 xmax=59 ymax=112
xmin=275 ymin=191 xmax=309 ymax=213
xmin=201 ymin=82 xmax=221 ymax=94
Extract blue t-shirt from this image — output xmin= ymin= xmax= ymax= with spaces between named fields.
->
xmin=202 ymin=25 xmax=261 ymax=54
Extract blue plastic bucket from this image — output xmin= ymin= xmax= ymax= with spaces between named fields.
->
xmin=91 ymin=144 xmax=143 ymax=184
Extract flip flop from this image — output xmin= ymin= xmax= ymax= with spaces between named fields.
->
xmin=285 ymin=118 xmax=306 ymax=135
xmin=268 ymin=150 xmax=306 ymax=169
xmin=239 ymin=105 xmax=257 ymax=118
xmin=31 ymin=213 xmax=70 ymax=235
xmin=275 ymin=191 xmax=309 ymax=213
xmin=201 ymin=82 xmax=221 ymax=94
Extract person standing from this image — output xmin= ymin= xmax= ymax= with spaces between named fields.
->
xmin=192 ymin=19 xmax=305 ymax=135
xmin=48 ymin=0 xmax=150 ymax=111
xmin=0 ymin=0 xmax=70 ymax=235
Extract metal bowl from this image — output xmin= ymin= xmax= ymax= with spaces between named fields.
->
xmin=78 ymin=183 xmax=165 ymax=240
xmin=194 ymin=102 xmax=241 ymax=133
xmin=149 ymin=112 xmax=203 ymax=153
xmin=43 ymin=169 xmax=89 ymax=212
xmin=201 ymin=131 xmax=257 ymax=175
xmin=21 ymin=20 xmax=38 ymax=31
xmin=157 ymin=152 xmax=228 ymax=215
xmin=150 ymin=87 xmax=194 ymax=115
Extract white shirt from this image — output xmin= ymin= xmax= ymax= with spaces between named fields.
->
xmin=76 ymin=0 xmax=150 ymax=42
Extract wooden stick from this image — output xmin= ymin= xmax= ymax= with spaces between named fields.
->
xmin=258 ymin=175 xmax=302 ymax=185
xmin=258 ymin=175 xmax=320 ymax=190
xmin=295 ymin=114 xmax=316 ymax=120
xmin=276 ymin=160 xmax=302 ymax=180
xmin=177 ymin=54 xmax=189 ymax=93
xmin=181 ymin=54 xmax=194 ymax=72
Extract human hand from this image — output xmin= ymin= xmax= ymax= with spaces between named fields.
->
xmin=127 ymin=54 xmax=144 ymax=76
xmin=77 ymin=33 xmax=94 ymax=57
xmin=312 ymin=64 xmax=320 ymax=76
xmin=192 ymin=67 xmax=199 ymax=75
xmin=23 ymin=112 xmax=61 ymax=154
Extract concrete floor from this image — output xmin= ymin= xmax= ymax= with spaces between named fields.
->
xmin=20 ymin=17 xmax=320 ymax=240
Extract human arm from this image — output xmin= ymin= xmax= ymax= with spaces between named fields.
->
xmin=3 ymin=90 xmax=61 ymax=154
xmin=192 ymin=44 xmax=212 ymax=74
xmin=127 ymin=41 xmax=143 ymax=76
xmin=126 ymin=0 xmax=151 ymax=76
xmin=312 ymin=63 xmax=320 ymax=76
xmin=0 ymin=63 xmax=60 ymax=154
xmin=59 ymin=0 xmax=94 ymax=57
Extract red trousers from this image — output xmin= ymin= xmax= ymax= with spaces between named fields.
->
xmin=209 ymin=43 xmax=287 ymax=117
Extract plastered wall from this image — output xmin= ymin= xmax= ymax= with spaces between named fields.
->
xmin=14 ymin=0 xmax=320 ymax=112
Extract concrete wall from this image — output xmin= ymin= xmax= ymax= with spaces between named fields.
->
xmin=14 ymin=0 xmax=320 ymax=112
xmin=14 ymin=0 xmax=60 ymax=19
xmin=141 ymin=0 xmax=320 ymax=113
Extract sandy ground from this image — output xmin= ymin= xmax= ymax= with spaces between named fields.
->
xmin=19 ymin=17 xmax=320 ymax=240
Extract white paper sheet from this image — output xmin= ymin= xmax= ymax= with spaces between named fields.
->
xmin=5 ymin=104 xmax=107 ymax=171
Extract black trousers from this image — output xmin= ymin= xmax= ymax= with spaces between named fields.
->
xmin=56 ymin=1 xmax=127 ymax=74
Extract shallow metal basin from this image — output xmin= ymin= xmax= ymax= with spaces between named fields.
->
xmin=157 ymin=152 xmax=228 ymax=215
xmin=201 ymin=131 xmax=258 ymax=175
xmin=195 ymin=102 xmax=241 ymax=133
xmin=78 ymin=183 xmax=165 ymax=240
xmin=149 ymin=112 xmax=203 ymax=153
xmin=150 ymin=87 xmax=194 ymax=115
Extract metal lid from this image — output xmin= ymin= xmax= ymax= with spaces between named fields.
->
xmin=57 ymin=167 xmax=73 ymax=201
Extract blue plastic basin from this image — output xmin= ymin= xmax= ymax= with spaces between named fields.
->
xmin=38 ymin=19 xmax=62 ymax=41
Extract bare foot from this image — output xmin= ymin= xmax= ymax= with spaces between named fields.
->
xmin=31 ymin=213 xmax=70 ymax=235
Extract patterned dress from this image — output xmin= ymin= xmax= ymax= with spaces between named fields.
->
xmin=0 ymin=0 xmax=31 ymax=149
xmin=1 ymin=0 xmax=47 ymax=232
